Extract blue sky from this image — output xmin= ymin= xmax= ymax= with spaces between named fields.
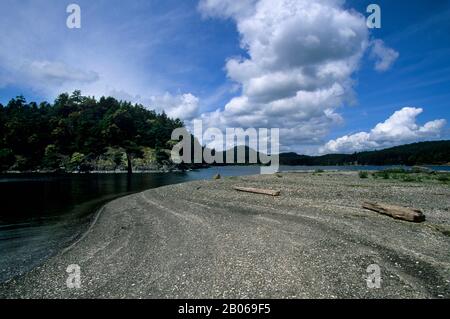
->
xmin=339 ymin=0 xmax=450 ymax=142
xmin=0 ymin=0 xmax=449 ymax=154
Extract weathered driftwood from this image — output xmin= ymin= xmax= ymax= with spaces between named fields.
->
xmin=362 ymin=201 xmax=426 ymax=223
xmin=233 ymin=187 xmax=281 ymax=197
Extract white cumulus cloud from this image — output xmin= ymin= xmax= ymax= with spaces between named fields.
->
xmin=370 ymin=39 xmax=399 ymax=72
xmin=148 ymin=92 xmax=200 ymax=121
xmin=197 ymin=0 xmax=397 ymax=152
xmin=26 ymin=60 xmax=99 ymax=85
xmin=108 ymin=89 xmax=200 ymax=122
xmin=319 ymin=107 xmax=447 ymax=154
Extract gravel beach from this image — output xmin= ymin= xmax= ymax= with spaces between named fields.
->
xmin=1 ymin=172 xmax=449 ymax=299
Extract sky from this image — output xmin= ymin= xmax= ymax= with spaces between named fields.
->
xmin=0 ymin=0 xmax=449 ymax=154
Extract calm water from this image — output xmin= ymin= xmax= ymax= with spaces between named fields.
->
xmin=0 ymin=165 xmax=449 ymax=282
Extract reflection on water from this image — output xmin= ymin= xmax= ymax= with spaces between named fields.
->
xmin=0 ymin=165 xmax=448 ymax=282
xmin=0 ymin=167 xmax=261 ymax=282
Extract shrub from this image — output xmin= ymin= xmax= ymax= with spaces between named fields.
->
xmin=384 ymin=167 xmax=407 ymax=174
xmin=155 ymin=149 xmax=170 ymax=163
xmin=11 ymin=155 xmax=30 ymax=171
xmin=42 ymin=144 xmax=63 ymax=170
xmin=0 ymin=148 xmax=15 ymax=172
xmin=373 ymin=171 xmax=390 ymax=179
xmin=402 ymin=175 xmax=417 ymax=182
xmin=437 ymin=174 xmax=450 ymax=183
xmin=358 ymin=171 xmax=369 ymax=179
xmin=66 ymin=152 xmax=87 ymax=172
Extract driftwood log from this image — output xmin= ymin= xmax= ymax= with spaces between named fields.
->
xmin=233 ymin=187 xmax=281 ymax=197
xmin=362 ymin=201 xmax=426 ymax=223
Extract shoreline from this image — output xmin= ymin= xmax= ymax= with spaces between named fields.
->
xmin=0 ymin=193 xmax=129 ymax=285
xmin=1 ymin=169 xmax=187 ymax=174
xmin=1 ymin=163 xmax=450 ymax=175
xmin=1 ymin=171 xmax=449 ymax=298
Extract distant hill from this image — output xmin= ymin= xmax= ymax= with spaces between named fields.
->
xmin=211 ymin=141 xmax=450 ymax=166
xmin=279 ymin=141 xmax=450 ymax=166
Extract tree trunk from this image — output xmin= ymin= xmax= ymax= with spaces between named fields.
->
xmin=126 ymin=152 xmax=132 ymax=174
xmin=233 ymin=186 xmax=281 ymax=197
xmin=362 ymin=201 xmax=426 ymax=223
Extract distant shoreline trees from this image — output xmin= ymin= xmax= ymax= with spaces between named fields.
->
xmin=278 ymin=141 xmax=450 ymax=166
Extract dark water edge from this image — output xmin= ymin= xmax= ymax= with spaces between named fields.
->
xmin=0 ymin=166 xmax=261 ymax=283
xmin=1 ymin=165 xmax=449 ymax=283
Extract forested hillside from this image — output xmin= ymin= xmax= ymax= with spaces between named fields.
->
xmin=0 ymin=91 xmax=183 ymax=173
xmin=279 ymin=141 xmax=450 ymax=166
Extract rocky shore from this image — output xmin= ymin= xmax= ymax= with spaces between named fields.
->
xmin=1 ymin=172 xmax=449 ymax=298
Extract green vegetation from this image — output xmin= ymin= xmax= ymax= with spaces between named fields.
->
xmin=371 ymin=168 xmax=450 ymax=184
xmin=358 ymin=171 xmax=369 ymax=179
xmin=279 ymin=141 xmax=450 ymax=166
xmin=0 ymin=91 xmax=184 ymax=173
xmin=437 ymin=174 xmax=450 ymax=183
